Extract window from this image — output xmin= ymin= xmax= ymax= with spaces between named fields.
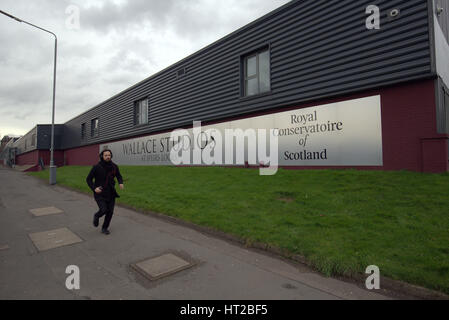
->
xmin=81 ymin=123 xmax=86 ymax=140
xmin=243 ymin=48 xmax=271 ymax=97
xmin=31 ymin=134 xmax=36 ymax=147
xmin=91 ymin=118 xmax=99 ymax=137
xmin=135 ymin=98 xmax=149 ymax=125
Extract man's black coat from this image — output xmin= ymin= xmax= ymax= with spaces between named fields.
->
xmin=86 ymin=160 xmax=123 ymax=200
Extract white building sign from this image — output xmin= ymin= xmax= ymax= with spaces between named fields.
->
xmin=101 ymin=95 xmax=383 ymax=167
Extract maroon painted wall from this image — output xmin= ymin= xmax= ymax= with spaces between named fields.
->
xmin=16 ymin=150 xmax=64 ymax=171
xmin=381 ymin=79 xmax=448 ymax=172
xmin=38 ymin=150 xmax=64 ymax=167
xmin=64 ymin=144 xmax=99 ymax=166
xmin=421 ymin=138 xmax=449 ymax=173
xmin=16 ymin=150 xmax=38 ymax=166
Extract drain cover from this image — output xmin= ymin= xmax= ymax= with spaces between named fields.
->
xmin=29 ymin=206 xmax=64 ymax=217
xmin=131 ymin=253 xmax=193 ymax=281
xmin=29 ymin=228 xmax=83 ymax=252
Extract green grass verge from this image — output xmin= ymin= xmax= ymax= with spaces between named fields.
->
xmin=29 ymin=166 xmax=449 ymax=294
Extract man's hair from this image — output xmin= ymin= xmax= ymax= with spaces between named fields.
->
xmin=99 ymin=149 xmax=113 ymax=160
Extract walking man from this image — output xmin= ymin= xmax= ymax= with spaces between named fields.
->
xmin=86 ymin=149 xmax=124 ymax=235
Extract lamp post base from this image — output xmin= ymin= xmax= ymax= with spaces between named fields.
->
xmin=49 ymin=165 xmax=57 ymax=185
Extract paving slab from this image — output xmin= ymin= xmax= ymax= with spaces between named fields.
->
xmin=28 ymin=227 xmax=83 ymax=252
xmin=29 ymin=206 xmax=64 ymax=217
xmin=132 ymin=253 xmax=194 ymax=281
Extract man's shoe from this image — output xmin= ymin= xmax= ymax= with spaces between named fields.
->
xmin=93 ymin=215 xmax=99 ymax=227
xmin=101 ymin=229 xmax=110 ymax=235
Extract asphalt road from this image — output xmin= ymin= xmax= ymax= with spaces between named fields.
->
xmin=0 ymin=166 xmax=389 ymax=300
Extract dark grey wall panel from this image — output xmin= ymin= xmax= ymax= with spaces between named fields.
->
xmin=62 ymin=0 xmax=434 ymax=149
xmin=37 ymin=125 xmax=64 ymax=150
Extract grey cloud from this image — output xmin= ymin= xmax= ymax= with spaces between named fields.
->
xmin=77 ymin=0 xmax=248 ymax=41
xmin=60 ymin=42 xmax=96 ymax=60
xmin=0 ymin=78 xmax=53 ymax=105
xmin=0 ymin=100 xmax=42 ymax=121
xmin=0 ymin=0 xmax=71 ymax=36
xmin=79 ymin=0 xmax=179 ymax=33
xmin=104 ymin=43 xmax=154 ymax=74
xmin=0 ymin=25 xmax=56 ymax=70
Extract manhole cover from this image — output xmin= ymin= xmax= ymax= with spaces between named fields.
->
xmin=131 ymin=253 xmax=193 ymax=281
xmin=29 ymin=206 xmax=64 ymax=217
xmin=29 ymin=228 xmax=83 ymax=252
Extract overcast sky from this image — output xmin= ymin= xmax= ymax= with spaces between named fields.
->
xmin=0 ymin=0 xmax=290 ymax=138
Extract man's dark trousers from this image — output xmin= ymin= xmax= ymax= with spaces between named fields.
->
xmin=94 ymin=197 xmax=115 ymax=230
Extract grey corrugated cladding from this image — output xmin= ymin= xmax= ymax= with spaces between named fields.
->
xmin=62 ymin=0 xmax=435 ymax=150
xmin=434 ymin=0 xmax=449 ymax=42
xmin=13 ymin=127 xmax=37 ymax=155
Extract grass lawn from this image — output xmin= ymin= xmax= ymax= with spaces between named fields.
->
xmin=29 ymin=166 xmax=449 ymax=294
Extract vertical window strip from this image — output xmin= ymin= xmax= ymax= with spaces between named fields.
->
xmin=244 ymin=49 xmax=270 ymax=97
xmin=91 ymin=118 xmax=99 ymax=137
xmin=135 ymin=99 xmax=149 ymax=125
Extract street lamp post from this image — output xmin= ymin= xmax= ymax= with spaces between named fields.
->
xmin=0 ymin=9 xmax=58 ymax=185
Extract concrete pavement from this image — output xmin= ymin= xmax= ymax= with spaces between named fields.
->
xmin=0 ymin=166 xmax=390 ymax=300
